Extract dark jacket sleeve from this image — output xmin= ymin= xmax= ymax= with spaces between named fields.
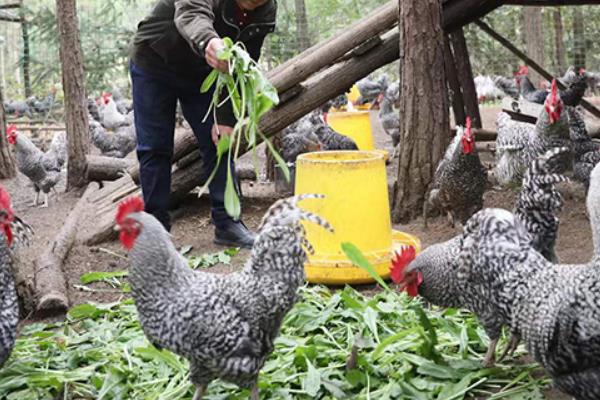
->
xmin=174 ymin=0 xmax=219 ymax=57
xmin=214 ymin=35 xmax=267 ymax=127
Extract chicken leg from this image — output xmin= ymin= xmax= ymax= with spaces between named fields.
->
xmin=32 ymin=191 xmax=40 ymax=207
xmin=497 ymin=333 xmax=521 ymax=363
xmin=41 ymin=193 xmax=49 ymax=208
xmin=250 ymin=383 xmax=259 ymax=400
xmin=192 ymin=386 xmax=205 ymax=400
xmin=482 ymin=337 xmax=499 ymax=368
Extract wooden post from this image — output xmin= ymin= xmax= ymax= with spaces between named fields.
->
xmin=443 ymin=36 xmax=466 ymax=128
xmin=449 ymin=27 xmax=482 ymax=128
xmin=56 ymin=0 xmax=90 ymax=190
xmin=392 ymin=0 xmax=450 ymax=223
xmin=475 ymin=19 xmax=600 ymax=120
xmin=0 ymin=84 xmax=15 ymax=179
xmin=19 ymin=1 xmax=31 ymax=98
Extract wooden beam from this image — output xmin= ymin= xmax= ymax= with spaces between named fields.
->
xmin=0 ymin=3 xmax=21 ymax=9
xmin=443 ymin=0 xmax=502 ymax=32
xmin=450 ymin=27 xmax=482 ymax=128
xmin=503 ymin=0 xmax=600 ymax=5
xmin=474 ymin=19 xmax=600 ymax=120
xmin=444 ymin=37 xmax=467 ymax=128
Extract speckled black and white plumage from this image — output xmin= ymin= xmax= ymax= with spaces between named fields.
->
xmin=313 ymin=121 xmax=358 ymax=151
xmin=568 ymin=107 xmax=600 ymax=191
xmin=457 ymin=202 xmax=600 ymax=400
xmin=126 ymin=194 xmax=332 ymax=397
xmin=492 ymin=75 xmax=519 ymax=99
xmin=89 ymin=119 xmax=136 ymax=159
xmin=355 ymin=75 xmax=389 ymax=105
xmin=378 ymin=81 xmax=400 ymax=150
xmin=514 ymin=147 xmax=568 ymax=263
xmin=426 ymin=126 xmax=487 ymax=226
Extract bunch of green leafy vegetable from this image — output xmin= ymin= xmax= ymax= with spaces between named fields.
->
xmin=0 ymin=285 xmax=549 ymax=399
xmin=200 ymin=38 xmax=288 ymax=219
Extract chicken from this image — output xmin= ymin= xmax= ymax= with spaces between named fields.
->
xmin=425 ymin=117 xmax=487 ymax=227
xmin=397 ymin=147 xmax=569 ymax=366
xmin=4 ymin=100 xmax=31 ymax=119
xmin=378 ymin=80 xmax=400 ymax=157
xmin=495 ymin=80 xmax=571 ymax=186
xmin=492 ymin=75 xmax=519 ymax=98
xmin=88 ymin=97 xmax=101 ymax=122
xmin=279 ymin=128 xmax=321 ymax=165
xmin=115 ymin=194 xmax=333 ymax=399
xmin=98 ymin=93 xmax=128 ymax=130
xmin=0 ymin=186 xmax=33 ymax=367
xmin=89 ymin=119 xmax=136 ymax=159
xmin=42 ymin=131 xmax=67 ymax=171
xmin=7 ymin=125 xmax=63 ymax=207
xmin=26 ymin=88 xmax=57 ymax=115
xmin=111 ymin=88 xmax=133 ymax=115
xmin=516 ymin=65 xmax=587 ymax=107
xmin=474 ymin=75 xmax=505 ymax=103
xmin=456 ymin=188 xmax=600 ymax=399
xmin=567 ymin=106 xmax=600 ymax=190
xmin=355 ymin=74 xmax=389 ymax=105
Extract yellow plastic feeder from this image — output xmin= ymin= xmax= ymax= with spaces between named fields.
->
xmin=295 ymin=151 xmax=421 ymax=285
xmin=327 ymin=110 xmax=375 ymax=151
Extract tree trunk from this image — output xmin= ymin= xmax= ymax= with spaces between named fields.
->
xmin=294 ymin=0 xmax=311 ymax=51
xmin=56 ymin=0 xmax=89 ymax=190
xmin=552 ymin=8 xmax=566 ymax=75
xmin=522 ymin=7 xmax=544 ymax=85
xmin=0 ymin=84 xmax=16 ymax=179
xmin=449 ymin=28 xmax=481 ymax=129
xmin=392 ymin=0 xmax=450 ymax=223
xmin=572 ymin=7 xmax=586 ymax=69
xmin=19 ymin=2 xmax=31 ymax=99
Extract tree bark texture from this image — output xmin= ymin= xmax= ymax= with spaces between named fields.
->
xmin=522 ymin=7 xmax=545 ymax=85
xmin=0 ymin=84 xmax=16 ymax=179
xmin=19 ymin=2 xmax=31 ymax=99
xmin=572 ymin=7 xmax=586 ymax=69
xmin=552 ymin=8 xmax=566 ymax=75
xmin=449 ymin=28 xmax=481 ymax=128
xmin=392 ymin=0 xmax=450 ymax=223
xmin=56 ymin=0 xmax=89 ymax=190
xmin=294 ymin=0 xmax=311 ymax=51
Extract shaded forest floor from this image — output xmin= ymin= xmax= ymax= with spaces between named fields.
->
xmin=0 ymin=106 xmax=591 ymax=399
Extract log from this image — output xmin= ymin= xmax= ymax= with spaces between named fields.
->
xmin=34 ymin=182 xmax=99 ymax=316
xmin=474 ymin=19 xmax=600 ymax=120
xmin=86 ymin=155 xmax=136 ymax=182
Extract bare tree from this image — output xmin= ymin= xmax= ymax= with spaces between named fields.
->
xmin=523 ymin=7 xmax=544 ymax=85
xmin=552 ymin=8 xmax=566 ymax=75
xmin=294 ymin=0 xmax=311 ymax=51
xmin=392 ymin=0 xmax=450 ymax=223
xmin=0 ymin=85 xmax=16 ymax=179
xmin=56 ymin=0 xmax=89 ymax=189
xmin=572 ymin=7 xmax=586 ymax=69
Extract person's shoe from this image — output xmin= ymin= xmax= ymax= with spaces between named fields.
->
xmin=214 ymin=219 xmax=256 ymax=249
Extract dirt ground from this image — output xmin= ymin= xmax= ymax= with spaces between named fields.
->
xmin=0 ymin=107 xmax=591 ymax=399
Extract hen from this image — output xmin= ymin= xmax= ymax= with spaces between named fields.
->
xmin=398 ymin=148 xmax=568 ymax=366
xmin=7 ymin=125 xmax=65 ymax=207
xmin=98 ymin=93 xmax=128 ymax=130
xmin=474 ymin=75 xmax=505 ymax=103
xmin=0 ymin=186 xmax=33 ymax=366
xmin=425 ymin=117 xmax=487 ymax=227
xmin=516 ymin=65 xmax=587 ymax=107
xmin=378 ymin=80 xmax=400 ymax=157
xmin=116 ymin=194 xmax=333 ymax=399
xmin=492 ymin=75 xmax=519 ymax=99
xmin=567 ymin=106 xmax=600 ymax=191
xmin=456 ymin=182 xmax=600 ymax=400
xmin=355 ymin=74 xmax=389 ymax=106
xmin=90 ymin=118 xmax=136 ymax=159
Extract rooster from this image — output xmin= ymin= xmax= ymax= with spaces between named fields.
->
xmin=116 ymin=194 xmax=333 ymax=399
xmin=495 ymin=80 xmax=571 ymax=186
xmin=567 ymin=107 xmax=600 ymax=191
xmin=0 ymin=186 xmax=33 ymax=366
xmin=425 ymin=117 xmax=487 ymax=227
xmin=7 ymin=125 xmax=65 ymax=207
xmin=396 ymin=147 xmax=569 ymax=366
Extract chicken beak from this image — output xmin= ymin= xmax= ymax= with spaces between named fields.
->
xmin=114 ymin=224 xmax=122 ymax=232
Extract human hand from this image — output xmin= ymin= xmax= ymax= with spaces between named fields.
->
xmin=211 ymin=124 xmax=234 ymax=146
xmin=205 ymin=38 xmax=229 ymax=73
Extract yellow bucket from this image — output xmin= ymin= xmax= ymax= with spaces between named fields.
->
xmin=327 ymin=110 xmax=375 ymax=150
xmin=295 ymin=151 xmax=421 ymax=285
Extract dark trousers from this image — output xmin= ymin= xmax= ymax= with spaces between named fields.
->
xmin=130 ymin=62 xmax=237 ymax=231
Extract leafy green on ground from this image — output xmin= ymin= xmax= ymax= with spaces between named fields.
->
xmin=0 ymin=287 xmax=548 ymax=399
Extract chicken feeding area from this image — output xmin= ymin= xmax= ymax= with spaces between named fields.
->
xmin=295 ymin=150 xmax=421 ymax=284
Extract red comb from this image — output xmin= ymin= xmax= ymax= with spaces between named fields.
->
xmin=390 ymin=245 xmax=416 ymax=284
xmin=466 ymin=117 xmax=472 ymax=131
xmin=517 ymin=65 xmax=529 ymax=75
xmin=6 ymin=124 xmax=16 ymax=136
xmin=116 ymin=196 xmax=144 ymax=225
xmin=0 ymin=186 xmax=12 ymax=214
xmin=551 ymin=79 xmax=558 ymax=94
xmin=579 ymin=68 xmax=586 ymax=75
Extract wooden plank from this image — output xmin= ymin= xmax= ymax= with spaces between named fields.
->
xmin=475 ymin=19 xmax=600 ymax=120
xmin=443 ymin=0 xmax=502 ymax=32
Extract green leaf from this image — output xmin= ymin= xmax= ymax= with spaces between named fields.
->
xmin=80 ymin=271 xmax=128 ymax=284
xmin=200 ymin=69 xmax=219 ymax=93
xmin=262 ymin=135 xmax=290 ymax=182
xmin=303 ymin=358 xmax=321 ymax=396
xmin=68 ymin=303 xmax=106 ymax=320
xmin=341 ymin=242 xmax=391 ymax=291
xmin=224 ymin=167 xmax=241 ymax=220
xmin=217 ymin=134 xmax=232 ymax=157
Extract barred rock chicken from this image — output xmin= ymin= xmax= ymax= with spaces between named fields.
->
xmin=7 ymin=125 xmax=65 ymax=207
xmin=425 ymin=118 xmax=487 ymax=227
xmin=493 ymin=75 xmax=519 ymax=99
xmin=98 ymin=93 xmax=128 ymax=130
xmin=116 ymin=194 xmax=333 ymax=400
xmin=516 ymin=66 xmax=587 ymax=107
xmin=89 ymin=119 xmax=136 ymax=159
xmin=4 ymin=100 xmax=31 ymax=119
xmin=279 ymin=128 xmax=321 ymax=165
xmin=0 ymin=186 xmax=33 ymax=367
xmin=567 ymin=107 xmax=600 ymax=191
xmin=495 ymin=80 xmax=570 ymax=186
xmin=378 ymin=80 xmax=400 ymax=157
xmin=111 ymin=88 xmax=133 ymax=115
xmin=398 ymin=148 xmax=568 ymax=367
xmin=355 ymin=74 xmax=389 ymax=106
xmin=456 ymin=192 xmax=600 ymax=399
